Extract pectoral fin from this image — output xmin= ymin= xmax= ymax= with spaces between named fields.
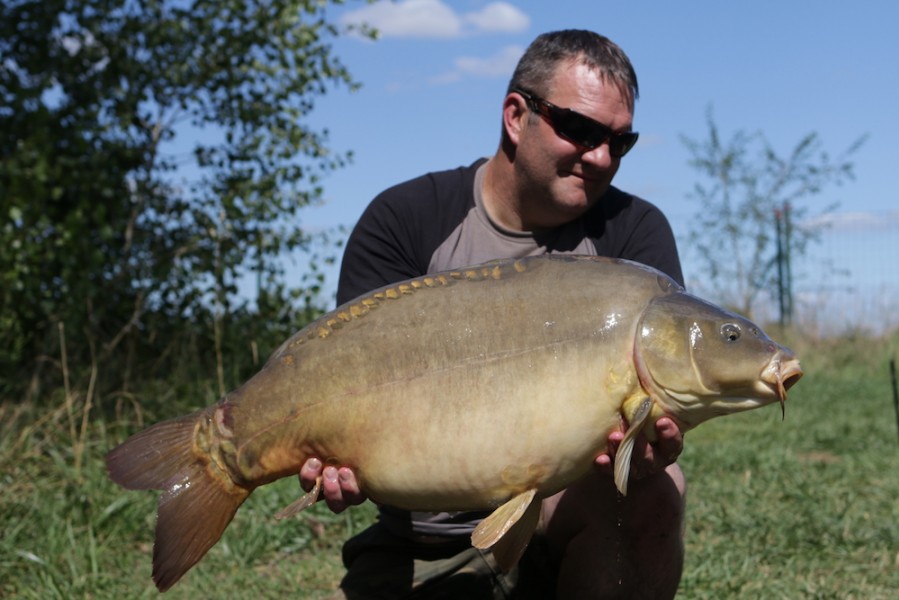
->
xmin=614 ymin=397 xmax=653 ymax=496
xmin=274 ymin=476 xmax=322 ymax=520
xmin=471 ymin=488 xmax=540 ymax=572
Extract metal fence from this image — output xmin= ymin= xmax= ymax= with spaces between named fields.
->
xmin=679 ymin=210 xmax=899 ymax=337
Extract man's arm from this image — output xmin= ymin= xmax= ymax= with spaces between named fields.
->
xmin=591 ymin=188 xmax=685 ymax=286
xmin=336 ymin=192 xmax=427 ymax=306
xmin=620 ymin=206 xmax=684 ymax=287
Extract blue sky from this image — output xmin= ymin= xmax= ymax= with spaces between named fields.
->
xmin=288 ymin=0 xmax=897 ymax=310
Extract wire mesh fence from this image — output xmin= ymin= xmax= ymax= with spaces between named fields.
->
xmin=679 ymin=210 xmax=899 ymax=337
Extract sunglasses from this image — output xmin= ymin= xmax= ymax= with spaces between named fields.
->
xmin=513 ymin=87 xmax=639 ymax=158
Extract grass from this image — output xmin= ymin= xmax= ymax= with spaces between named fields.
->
xmin=1 ymin=331 xmax=897 ymax=598
xmin=0 ymin=388 xmax=377 ymax=599
xmin=678 ymin=331 xmax=899 ymax=598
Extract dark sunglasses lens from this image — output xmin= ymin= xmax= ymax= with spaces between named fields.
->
xmin=553 ymin=110 xmax=602 ymax=147
xmin=550 ymin=108 xmax=637 ymax=157
xmin=612 ymin=132 xmax=639 ymax=157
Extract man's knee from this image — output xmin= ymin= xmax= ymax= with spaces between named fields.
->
xmin=625 ymin=463 xmax=686 ymax=534
xmin=540 ymin=465 xmax=686 ymax=598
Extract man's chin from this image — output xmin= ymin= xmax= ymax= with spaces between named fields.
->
xmin=556 ymin=185 xmax=606 ymax=214
xmin=562 ymin=173 xmax=610 ymax=197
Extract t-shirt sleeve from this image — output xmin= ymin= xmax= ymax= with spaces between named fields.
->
xmin=619 ymin=206 xmax=684 ymax=287
xmin=335 ymin=162 xmax=481 ymax=306
xmin=588 ymin=187 xmax=685 ymax=287
xmin=336 ymin=188 xmax=428 ymax=306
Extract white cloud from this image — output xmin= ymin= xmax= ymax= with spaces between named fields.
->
xmin=341 ymin=0 xmax=461 ymax=39
xmin=464 ymin=2 xmax=531 ymax=33
xmin=455 ymin=45 xmax=524 ymax=76
xmin=430 ymin=44 xmax=524 ymax=84
xmin=341 ymin=0 xmax=529 ymax=39
xmin=804 ymin=211 xmax=899 ymax=232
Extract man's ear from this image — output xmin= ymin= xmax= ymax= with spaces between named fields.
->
xmin=502 ymin=92 xmax=529 ymax=146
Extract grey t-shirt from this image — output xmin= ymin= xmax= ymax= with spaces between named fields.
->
xmin=428 ymin=163 xmax=597 ymax=273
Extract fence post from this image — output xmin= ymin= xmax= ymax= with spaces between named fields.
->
xmin=890 ymin=357 xmax=899 ymax=444
xmin=774 ymin=204 xmax=794 ymax=328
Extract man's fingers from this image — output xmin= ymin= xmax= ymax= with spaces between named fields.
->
xmin=298 ymin=458 xmax=366 ymax=513
xmin=593 ymin=430 xmax=624 ymax=475
xmin=337 ymin=467 xmax=365 ymax=504
xmin=594 ymin=453 xmax=614 ymax=476
xmin=321 ymin=466 xmax=347 ymax=513
xmin=655 ymin=417 xmax=683 ymax=444
xmin=299 ymin=457 xmax=323 ymax=492
xmin=594 ymin=419 xmax=685 ymax=481
xmin=654 ymin=417 xmax=684 ymax=464
xmin=607 ymin=430 xmax=624 ymax=458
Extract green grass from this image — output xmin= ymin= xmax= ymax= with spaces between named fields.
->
xmin=678 ymin=332 xmax=899 ymax=598
xmin=0 ymin=394 xmax=377 ymax=599
xmin=1 ymin=332 xmax=897 ymax=598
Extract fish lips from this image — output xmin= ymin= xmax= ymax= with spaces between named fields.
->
xmin=761 ymin=350 xmax=804 ymax=418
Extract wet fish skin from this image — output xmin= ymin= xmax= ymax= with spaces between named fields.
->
xmin=106 ymin=254 xmax=802 ymax=591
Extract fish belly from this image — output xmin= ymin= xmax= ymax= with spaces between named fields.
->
xmin=233 ymin=338 xmax=633 ymax=512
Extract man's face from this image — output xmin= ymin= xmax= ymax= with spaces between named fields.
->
xmin=512 ymin=61 xmax=635 ymax=229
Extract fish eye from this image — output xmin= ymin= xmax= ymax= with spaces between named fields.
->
xmin=721 ymin=323 xmax=742 ymax=342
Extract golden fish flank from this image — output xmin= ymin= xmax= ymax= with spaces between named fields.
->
xmin=106 ymin=254 xmax=802 ymax=592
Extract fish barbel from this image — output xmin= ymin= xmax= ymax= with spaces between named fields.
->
xmin=106 ymin=255 xmax=802 ymax=591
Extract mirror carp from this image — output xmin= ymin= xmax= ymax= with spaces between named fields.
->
xmin=106 ymin=255 xmax=802 ymax=591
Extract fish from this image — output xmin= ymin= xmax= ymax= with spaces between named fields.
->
xmin=106 ymin=254 xmax=803 ymax=591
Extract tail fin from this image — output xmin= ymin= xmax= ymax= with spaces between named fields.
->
xmin=106 ymin=412 xmax=251 ymax=591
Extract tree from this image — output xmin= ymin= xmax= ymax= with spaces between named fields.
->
xmin=680 ymin=109 xmax=866 ymax=320
xmin=0 ymin=0 xmax=367 ymax=400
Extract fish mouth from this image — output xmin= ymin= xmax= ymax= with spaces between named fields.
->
xmin=761 ymin=351 xmax=804 ymax=419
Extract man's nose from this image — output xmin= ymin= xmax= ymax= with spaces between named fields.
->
xmin=581 ymin=142 xmax=615 ymax=169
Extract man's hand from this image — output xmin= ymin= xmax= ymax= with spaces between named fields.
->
xmin=299 ymin=458 xmax=366 ymax=514
xmin=594 ymin=417 xmax=683 ymax=480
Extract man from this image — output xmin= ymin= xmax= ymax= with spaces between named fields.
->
xmin=302 ymin=30 xmax=686 ymax=598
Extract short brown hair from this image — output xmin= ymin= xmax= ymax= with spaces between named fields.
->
xmin=508 ymin=30 xmax=639 ymax=106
